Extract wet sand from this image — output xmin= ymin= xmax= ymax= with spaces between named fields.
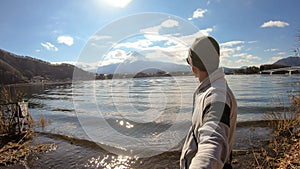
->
xmin=0 ymin=121 xmax=273 ymax=169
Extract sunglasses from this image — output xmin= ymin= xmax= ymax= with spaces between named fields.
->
xmin=186 ymin=58 xmax=190 ymax=65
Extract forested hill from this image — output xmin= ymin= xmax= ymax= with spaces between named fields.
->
xmin=273 ymin=56 xmax=300 ymax=66
xmin=0 ymin=49 xmax=93 ymax=85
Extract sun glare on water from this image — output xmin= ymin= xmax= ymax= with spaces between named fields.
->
xmin=105 ymin=0 xmax=132 ymax=8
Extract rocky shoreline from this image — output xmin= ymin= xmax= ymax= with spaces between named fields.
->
xmin=0 ymin=121 xmax=277 ymax=169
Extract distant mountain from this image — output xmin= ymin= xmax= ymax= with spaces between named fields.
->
xmin=97 ymin=51 xmax=188 ymax=74
xmin=98 ymin=60 xmax=189 ymax=74
xmin=0 ymin=49 xmax=93 ymax=85
xmin=273 ymin=56 xmax=300 ymax=66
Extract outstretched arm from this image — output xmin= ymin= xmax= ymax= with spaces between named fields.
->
xmin=189 ymin=102 xmax=231 ymax=169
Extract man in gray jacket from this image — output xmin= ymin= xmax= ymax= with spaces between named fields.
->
xmin=180 ymin=36 xmax=237 ymax=169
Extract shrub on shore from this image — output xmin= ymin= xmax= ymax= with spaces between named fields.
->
xmin=0 ymin=87 xmax=55 ymax=166
xmin=254 ymin=86 xmax=300 ymax=168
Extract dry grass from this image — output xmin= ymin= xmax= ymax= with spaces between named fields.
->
xmin=253 ymin=87 xmax=300 ymax=169
xmin=39 ymin=114 xmax=46 ymax=130
xmin=0 ymin=133 xmax=57 ymax=165
xmin=0 ymin=86 xmax=26 ymax=104
xmin=0 ymin=87 xmax=55 ymax=166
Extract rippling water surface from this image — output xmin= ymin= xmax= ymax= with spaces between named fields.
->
xmin=14 ymin=74 xmax=300 ymax=168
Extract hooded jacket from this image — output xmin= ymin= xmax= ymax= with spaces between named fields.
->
xmin=180 ymin=68 xmax=237 ymax=169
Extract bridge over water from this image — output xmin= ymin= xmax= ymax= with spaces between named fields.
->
xmin=259 ymin=66 xmax=300 ymax=75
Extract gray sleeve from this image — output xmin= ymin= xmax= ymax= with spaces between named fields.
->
xmin=189 ymin=102 xmax=231 ymax=169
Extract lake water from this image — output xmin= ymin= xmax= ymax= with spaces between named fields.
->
xmin=12 ymin=74 xmax=300 ymax=168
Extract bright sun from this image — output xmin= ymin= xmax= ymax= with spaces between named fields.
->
xmin=105 ymin=0 xmax=132 ymax=8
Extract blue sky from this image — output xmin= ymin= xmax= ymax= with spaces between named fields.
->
xmin=0 ymin=0 xmax=299 ymax=69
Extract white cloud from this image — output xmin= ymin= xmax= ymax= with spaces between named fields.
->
xmin=99 ymin=49 xmax=130 ymax=66
xmin=248 ymin=41 xmax=257 ymax=44
xmin=264 ymin=48 xmax=279 ymax=52
xmin=277 ymin=52 xmax=286 ymax=55
xmin=41 ymin=42 xmax=58 ymax=51
xmin=270 ymin=56 xmax=283 ymax=63
xmin=108 ymin=20 xmax=215 ymax=65
xmin=260 ymin=20 xmax=289 ymax=28
xmin=236 ymin=59 xmax=251 ymax=65
xmin=35 ymin=49 xmax=41 ymax=53
xmin=220 ymin=41 xmax=245 ymax=58
xmin=236 ymin=46 xmax=242 ymax=51
xmin=120 ymin=27 xmax=214 ymax=64
xmin=125 ymin=27 xmax=213 ymax=52
xmin=90 ymin=35 xmax=112 ymax=41
xmin=193 ymin=8 xmax=208 ymax=18
xmin=189 ymin=8 xmax=208 ymax=20
xmin=144 ymin=34 xmax=169 ymax=42
xmin=235 ymin=53 xmax=261 ymax=60
xmin=221 ymin=46 xmax=244 ymax=58
xmin=140 ymin=25 xmax=161 ymax=33
xmin=105 ymin=49 xmax=127 ymax=59
xmin=61 ymin=50 xmax=129 ymax=69
xmin=221 ymin=48 xmax=235 ymax=57
xmin=76 ymin=62 xmax=99 ymax=71
xmin=179 ymin=28 xmax=214 ymax=45
xmin=219 ymin=40 xmax=262 ymax=67
xmin=207 ymin=0 xmax=222 ymax=5
xmin=57 ymin=35 xmax=74 ymax=46
xmin=140 ymin=17 xmax=213 ymax=44
xmin=161 ymin=19 xmax=179 ymax=28
xmin=200 ymin=28 xmax=213 ymax=36
xmin=220 ymin=41 xmax=245 ymax=47
xmin=110 ymin=35 xmax=190 ymax=65
xmin=140 ymin=19 xmax=179 ymax=33
xmin=115 ymin=39 xmax=153 ymax=49
xmin=234 ymin=56 xmax=261 ymax=67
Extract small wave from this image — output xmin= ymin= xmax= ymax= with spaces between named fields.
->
xmin=36 ymin=131 xmax=123 ymax=154
xmin=35 ymin=131 xmax=183 ymax=158
xmin=104 ymin=117 xmax=174 ymax=138
xmin=51 ymin=108 xmax=75 ymax=112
